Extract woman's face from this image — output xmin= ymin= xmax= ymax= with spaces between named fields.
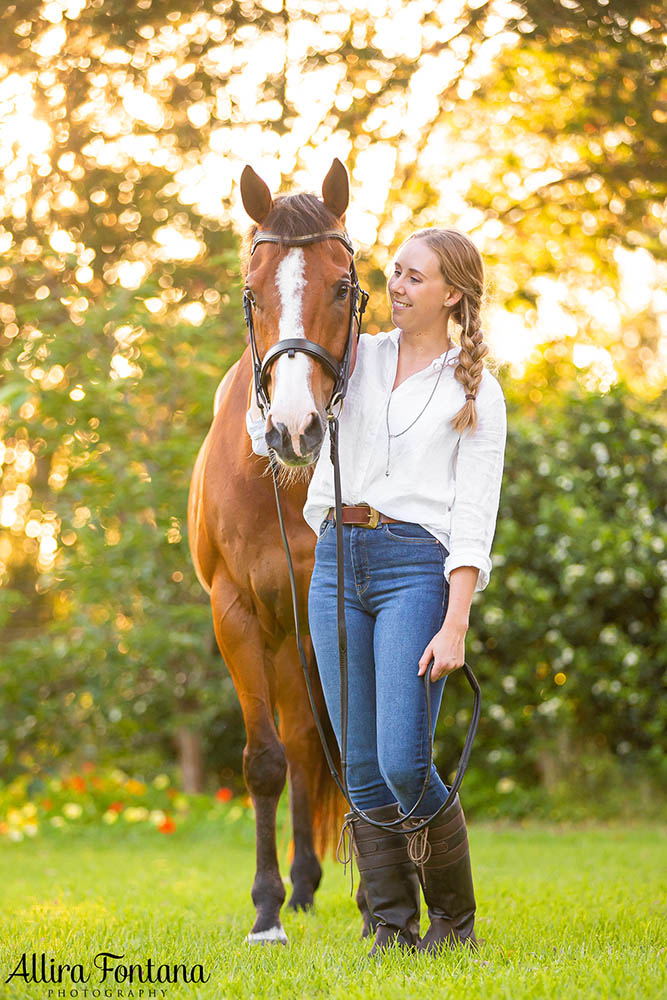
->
xmin=387 ymin=239 xmax=459 ymax=336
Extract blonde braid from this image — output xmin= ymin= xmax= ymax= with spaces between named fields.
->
xmin=452 ymin=294 xmax=488 ymax=434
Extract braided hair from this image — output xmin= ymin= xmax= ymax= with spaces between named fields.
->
xmin=407 ymin=229 xmax=488 ymax=433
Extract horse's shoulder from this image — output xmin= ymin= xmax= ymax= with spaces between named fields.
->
xmin=213 ymin=357 xmax=243 ymax=416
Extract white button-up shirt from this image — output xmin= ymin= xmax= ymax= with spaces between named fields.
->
xmin=246 ymin=328 xmax=507 ymax=592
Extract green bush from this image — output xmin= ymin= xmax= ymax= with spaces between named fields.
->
xmin=0 ymin=252 xmax=247 ymax=782
xmin=434 ymin=348 xmax=667 ymax=816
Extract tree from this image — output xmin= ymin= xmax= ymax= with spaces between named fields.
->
xmin=1 ymin=1 xmax=664 ymax=795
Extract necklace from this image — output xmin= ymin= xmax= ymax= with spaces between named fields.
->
xmin=385 ymin=344 xmax=452 ymax=476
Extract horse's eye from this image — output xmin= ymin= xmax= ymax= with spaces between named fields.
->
xmin=337 ymin=284 xmax=350 ymax=299
xmin=244 ymin=288 xmax=256 ymax=306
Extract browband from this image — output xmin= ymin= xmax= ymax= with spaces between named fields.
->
xmin=250 ymin=230 xmax=355 ymax=256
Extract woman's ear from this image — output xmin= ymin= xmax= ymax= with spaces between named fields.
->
xmin=445 ymin=290 xmax=463 ymax=307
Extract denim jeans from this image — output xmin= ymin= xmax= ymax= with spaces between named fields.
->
xmin=308 ymin=518 xmax=451 ymax=816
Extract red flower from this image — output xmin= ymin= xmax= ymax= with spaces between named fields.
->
xmin=108 ymin=801 xmax=125 ymax=813
xmin=41 ymin=798 xmax=53 ymax=811
xmin=215 ymin=787 xmax=233 ymax=803
xmin=158 ymin=816 xmax=176 ymax=834
xmin=69 ymin=776 xmax=86 ymax=793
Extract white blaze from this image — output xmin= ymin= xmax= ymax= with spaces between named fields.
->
xmin=269 ymin=248 xmax=317 ymax=451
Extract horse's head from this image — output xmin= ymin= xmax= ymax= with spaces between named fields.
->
xmin=241 ymin=159 xmax=356 ymax=467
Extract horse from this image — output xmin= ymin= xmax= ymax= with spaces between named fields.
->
xmin=187 ymin=159 xmax=370 ymax=944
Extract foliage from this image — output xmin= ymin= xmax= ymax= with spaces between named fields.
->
xmin=1 ymin=2 xmax=665 ymax=377
xmin=2 ymin=315 xmax=665 ymax=817
xmin=434 ymin=345 xmax=667 ymax=815
xmin=0 ymin=256 xmax=247 ymax=779
xmin=455 ymin=0 xmax=667 ymax=389
xmin=0 ymin=1 xmax=665 ymax=807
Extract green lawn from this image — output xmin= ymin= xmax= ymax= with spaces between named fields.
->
xmin=1 ymin=818 xmax=664 ymax=1000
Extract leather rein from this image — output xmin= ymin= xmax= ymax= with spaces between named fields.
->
xmin=242 ymin=227 xmax=481 ymax=835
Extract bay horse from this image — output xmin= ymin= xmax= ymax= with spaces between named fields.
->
xmin=187 ymin=159 xmax=369 ymax=944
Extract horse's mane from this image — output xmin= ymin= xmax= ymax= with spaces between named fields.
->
xmin=240 ymin=193 xmax=341 ymax=277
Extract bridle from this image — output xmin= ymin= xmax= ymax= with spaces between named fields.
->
xmin=241 ymin=227 xmax=481 ymax=838
xmin=243 ymin=228 xmax=369 ymax=415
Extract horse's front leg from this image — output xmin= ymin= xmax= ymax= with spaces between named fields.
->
xmin=244 ymin=733 xmax=288 ymax=942
xmin=211 ymin=572 xmax=287 ymax=944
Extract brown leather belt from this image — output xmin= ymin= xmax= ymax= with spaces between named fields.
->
xmin=325 ymin=504 xmax=401 ymax=528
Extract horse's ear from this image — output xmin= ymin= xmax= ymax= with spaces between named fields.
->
xmin=322 ymin=158 xmax=349 ymax=219
xmin=241 ymin=165 xmax=273 ymax=224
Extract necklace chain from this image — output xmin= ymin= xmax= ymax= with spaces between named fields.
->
xmin=385 ymin=345 xmax=452 ymax=476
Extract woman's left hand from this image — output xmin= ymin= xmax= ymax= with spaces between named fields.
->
xmin=418 ymin=616 xmax=468 ymax=682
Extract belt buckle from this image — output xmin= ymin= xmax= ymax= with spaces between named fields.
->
xmin=360 ymin=505 xmax=380 ymax=529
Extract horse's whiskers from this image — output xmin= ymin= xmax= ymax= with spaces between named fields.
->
xmin=260 ymin=456 xmax=312 ymax=489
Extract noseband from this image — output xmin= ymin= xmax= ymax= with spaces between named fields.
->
xmin=242 ymin=228 xmax=369 ymax=416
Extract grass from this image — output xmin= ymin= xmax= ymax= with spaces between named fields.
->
xmin=0 ymin=816 xmax=664 ymax=1000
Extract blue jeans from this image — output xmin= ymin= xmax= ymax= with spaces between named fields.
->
xmin=308 ymin=518 xmax=451 ymax=816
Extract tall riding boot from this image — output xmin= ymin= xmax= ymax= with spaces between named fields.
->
xmin=355 ymin=881 xmax=377 ymax=939
xmin=404 ymin=794 xmax=478 ymax=954
xmin=347 ymin=802 xmax=421 ymax=956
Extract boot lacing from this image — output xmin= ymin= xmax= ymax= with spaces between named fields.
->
xmin=406 ymin=824 xmax=431 ymax=880
xmin=336 ymin=815 xmax=355 ymax=895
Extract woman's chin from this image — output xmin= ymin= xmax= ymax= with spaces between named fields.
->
xmin=391 ymin=307 xmax=413 ymax=330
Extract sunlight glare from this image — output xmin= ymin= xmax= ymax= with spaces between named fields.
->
xmin=486 ymin=307 xmax=538 ymax=368
xmin=573 ymin=344 xmax=618 ymax=392
xmin=153 ymin=226 xmax=205 ymax=262
xmin=615 ymin=247 xmax=656 ymax=313
xmin=32 ymin=26 xmax=67 ymax=59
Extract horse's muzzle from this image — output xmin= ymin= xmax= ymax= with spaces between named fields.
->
xmin=265 ymin=412 xmax=324 ymax=466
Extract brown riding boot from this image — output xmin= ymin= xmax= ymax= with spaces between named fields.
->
xmin=404 ymin=794 xmax=479 ymax=954
xmin=346 ymin=802 xmax=421 ymax=956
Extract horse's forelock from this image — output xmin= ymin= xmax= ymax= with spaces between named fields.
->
xmin=240 ymin=194 xmax=342 ymax=277
xmin=264 ymin=194 xmax=340 ymax=237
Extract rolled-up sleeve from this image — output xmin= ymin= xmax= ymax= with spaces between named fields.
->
xmin=444 ymin=392 xmax=507 ymax=592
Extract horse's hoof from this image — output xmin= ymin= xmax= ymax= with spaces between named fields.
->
xmin=287 ymin=893 xmax=314 ymax=912
xmin=245 ymin=925 xmax=288 ymax=945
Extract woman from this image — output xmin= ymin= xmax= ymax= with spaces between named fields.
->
xmin=250 ymin=228 xmax=506 ymax=955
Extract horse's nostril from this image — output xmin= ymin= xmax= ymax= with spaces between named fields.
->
xmin=265 ymin=419 xmax=288 ymax=452
xmin=301 ymin=411 xmax=323 ymax=451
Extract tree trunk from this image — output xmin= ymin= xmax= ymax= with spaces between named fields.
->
xmin=175 ymin=726 xmax=204 ymax=793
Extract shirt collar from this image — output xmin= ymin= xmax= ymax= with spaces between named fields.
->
xmin=388 ymin=328 xmax=460 ymax=370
